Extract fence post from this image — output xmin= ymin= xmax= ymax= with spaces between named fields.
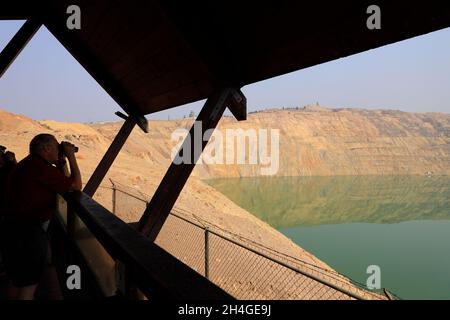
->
xmin=205 ymin=227 xmax=209 ymax=279
xmin=110 ymin=178 xmax=116 ymax=215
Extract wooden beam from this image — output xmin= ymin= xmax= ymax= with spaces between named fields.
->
xmin=83 ymin=115 xmax=141 ymax=197
xmin=228 ymin=88 xmax=247 ymax=121
xmin=64 ymin=191 xmax=233 ymax=299
xmin=0 ymin=19 xmax=41 ymax=78
xmin=116 ymin=111 xmax=148 ymax=133
xmin=0 ymin=2 xmax=39 ymax=20
xmin=138 ymin=88 xmax=245 ymax=239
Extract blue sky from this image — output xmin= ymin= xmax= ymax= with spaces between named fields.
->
xmin=1 ymin=20 xmax=449 ymax=122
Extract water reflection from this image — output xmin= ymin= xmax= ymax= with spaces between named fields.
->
xmin=206 ymin=176 xmax=450 ymax=228
xmin=207 ymin=175 xmax=450 ymax=299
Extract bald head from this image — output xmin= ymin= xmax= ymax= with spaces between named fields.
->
xmin=29 ymin=134 xmax=60 ymax=164
xmin=30 ymin=134 xmax=56 ymax=155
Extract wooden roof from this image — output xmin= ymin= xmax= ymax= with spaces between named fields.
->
xmin=3 ymin=1 xmax=450 ymax=116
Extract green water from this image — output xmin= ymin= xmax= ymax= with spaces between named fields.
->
xmin=206 ymin=176 xmax=450 ymax=300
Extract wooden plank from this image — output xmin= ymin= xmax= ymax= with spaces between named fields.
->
xmin=51 ymin=210 xmax=106 ymax=299
xmin=138 ymin=88 xmax=245 ymax=240
xmin=227 ymin=88 xmax=247 ymax=121
xmin=0 ymin=19 xmax=41 ymax=78
xmin=65 ymin=191 xmax=233 ymax=300
xmin=36 ymin=1 xmax=450 ymax=117
xmin=129 ymin=58 xmax=209 ymax=100
xmin=0 ymin=2 xmax=39 ymax=20
xmin=83 ymin=116 xmax=137 ymax=197
xmin=96 ymin=2 xmax=169 ymax=74
xmin=137 ymin=80 xmax=214 ymax=114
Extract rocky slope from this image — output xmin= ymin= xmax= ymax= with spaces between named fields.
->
xmin=92 ymin=106 xmax=450 ymax=179
xmin=0 ymin=108 xmax=326 ymax=268
xmin=1 ymin=106 xmax=449 ymax=271
xmin=199 ymin=106 xmax=450 ymax=177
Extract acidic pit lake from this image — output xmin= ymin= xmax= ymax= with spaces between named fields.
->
xmin=207 ymin=176 xmax=450 ymax=299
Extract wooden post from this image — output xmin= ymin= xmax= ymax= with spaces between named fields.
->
xmin=110 ymin=178 xmax=117 ymax=215
xmin=138 ymin=88 xmax=246 ymax=240
xmin=83 ymin=113 xmax=147 ymax=197
xmin=0 ymin=19 xmax=41 ymax=78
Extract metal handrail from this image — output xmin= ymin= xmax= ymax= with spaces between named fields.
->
xmin=106 ymin=181 xmax=391 ymax=300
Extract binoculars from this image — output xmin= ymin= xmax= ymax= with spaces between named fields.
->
xmin=58 ymin=143 xmax=79 ymax=157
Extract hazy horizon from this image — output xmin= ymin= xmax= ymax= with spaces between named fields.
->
xmin=1 ymin=20 xmax=450 ymax=122
xmin=1 ymin=104 xmax=449 ymax=125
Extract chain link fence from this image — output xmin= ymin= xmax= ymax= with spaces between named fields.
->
xmin=91 ymin=179 xmax=397 ymax=300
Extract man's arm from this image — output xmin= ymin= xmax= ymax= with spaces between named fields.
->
xmin=62 ymin=142 xmax=82 ymax=191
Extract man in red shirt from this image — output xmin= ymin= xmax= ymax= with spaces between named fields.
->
xmin=0 ymin=134 xmax=81 ymax=300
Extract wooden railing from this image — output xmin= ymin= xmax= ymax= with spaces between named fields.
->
xmin=54 ymin=191 xmax=233 ymax=300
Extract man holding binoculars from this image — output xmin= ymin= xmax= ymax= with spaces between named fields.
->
xmin=0 ymin=133 xmax=82 ymax=300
